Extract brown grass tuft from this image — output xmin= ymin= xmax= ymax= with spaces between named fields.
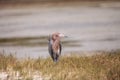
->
xmin=0 ymin=50 xmax=120 ymax=80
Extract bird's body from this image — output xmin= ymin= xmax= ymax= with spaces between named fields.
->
xmin=48 ymin=32 xmax=64 ymax=62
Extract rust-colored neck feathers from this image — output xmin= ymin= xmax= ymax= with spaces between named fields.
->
xmin=52 ymin=33 xmax=60 ymax=53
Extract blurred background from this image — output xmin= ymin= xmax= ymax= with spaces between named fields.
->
xmin=0 ymin=0 xmax=120 ymax=58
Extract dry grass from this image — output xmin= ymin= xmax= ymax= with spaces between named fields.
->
xmin=0 ymin=50 xmax=120 ymax=80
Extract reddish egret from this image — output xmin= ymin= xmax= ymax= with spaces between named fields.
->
xmin=48 ymin=32 xmax=66 ymax=62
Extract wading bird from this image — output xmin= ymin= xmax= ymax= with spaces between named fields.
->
xmin=48 ymin=32 xmax=66 ymax=62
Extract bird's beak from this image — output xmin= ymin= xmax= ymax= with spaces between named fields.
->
xmin=59 ymin=33 xmax=68 ymax=38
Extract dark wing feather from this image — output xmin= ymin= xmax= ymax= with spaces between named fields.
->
xmin=48 ymin=36 xmax=54 ymax=60
xmin=59 ymin=43 xmax=62 ymax=55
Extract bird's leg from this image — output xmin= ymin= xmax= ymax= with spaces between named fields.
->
xmin=53 ymin=53 xmax=57 ymax=62
xmin=52 ymin=53 xmax=59 ymax=62
xmin=56 ymin=54 xmax=59 ymax=62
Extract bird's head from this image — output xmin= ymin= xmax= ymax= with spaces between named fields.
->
xmin=52 ymin=32 xmax=67 ymax=40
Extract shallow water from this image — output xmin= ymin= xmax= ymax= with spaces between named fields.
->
xmin=0 ymin=4 xmax=120 ymax=58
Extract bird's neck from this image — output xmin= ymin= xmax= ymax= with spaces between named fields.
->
xmin=53 ymin=37 xmax=60 ymax=42
xmin=52 ymin=38 xmax=60 ymax=53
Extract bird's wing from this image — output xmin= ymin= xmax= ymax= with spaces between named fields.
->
xmin=48 ymin=36 xmax=54 ymax=58
xmin=59 ymin=43 xmax=62 ymax=55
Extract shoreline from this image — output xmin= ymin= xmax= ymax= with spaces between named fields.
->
xmin=1 ymin=49 xmax=120 ymax=59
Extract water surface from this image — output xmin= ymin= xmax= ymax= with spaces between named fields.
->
xmin=0 ymin=4 xmax=120 ymax=58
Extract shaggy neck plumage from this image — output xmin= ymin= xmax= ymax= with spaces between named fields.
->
xmin=52 ymin=35 xmax=60 ymax=54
